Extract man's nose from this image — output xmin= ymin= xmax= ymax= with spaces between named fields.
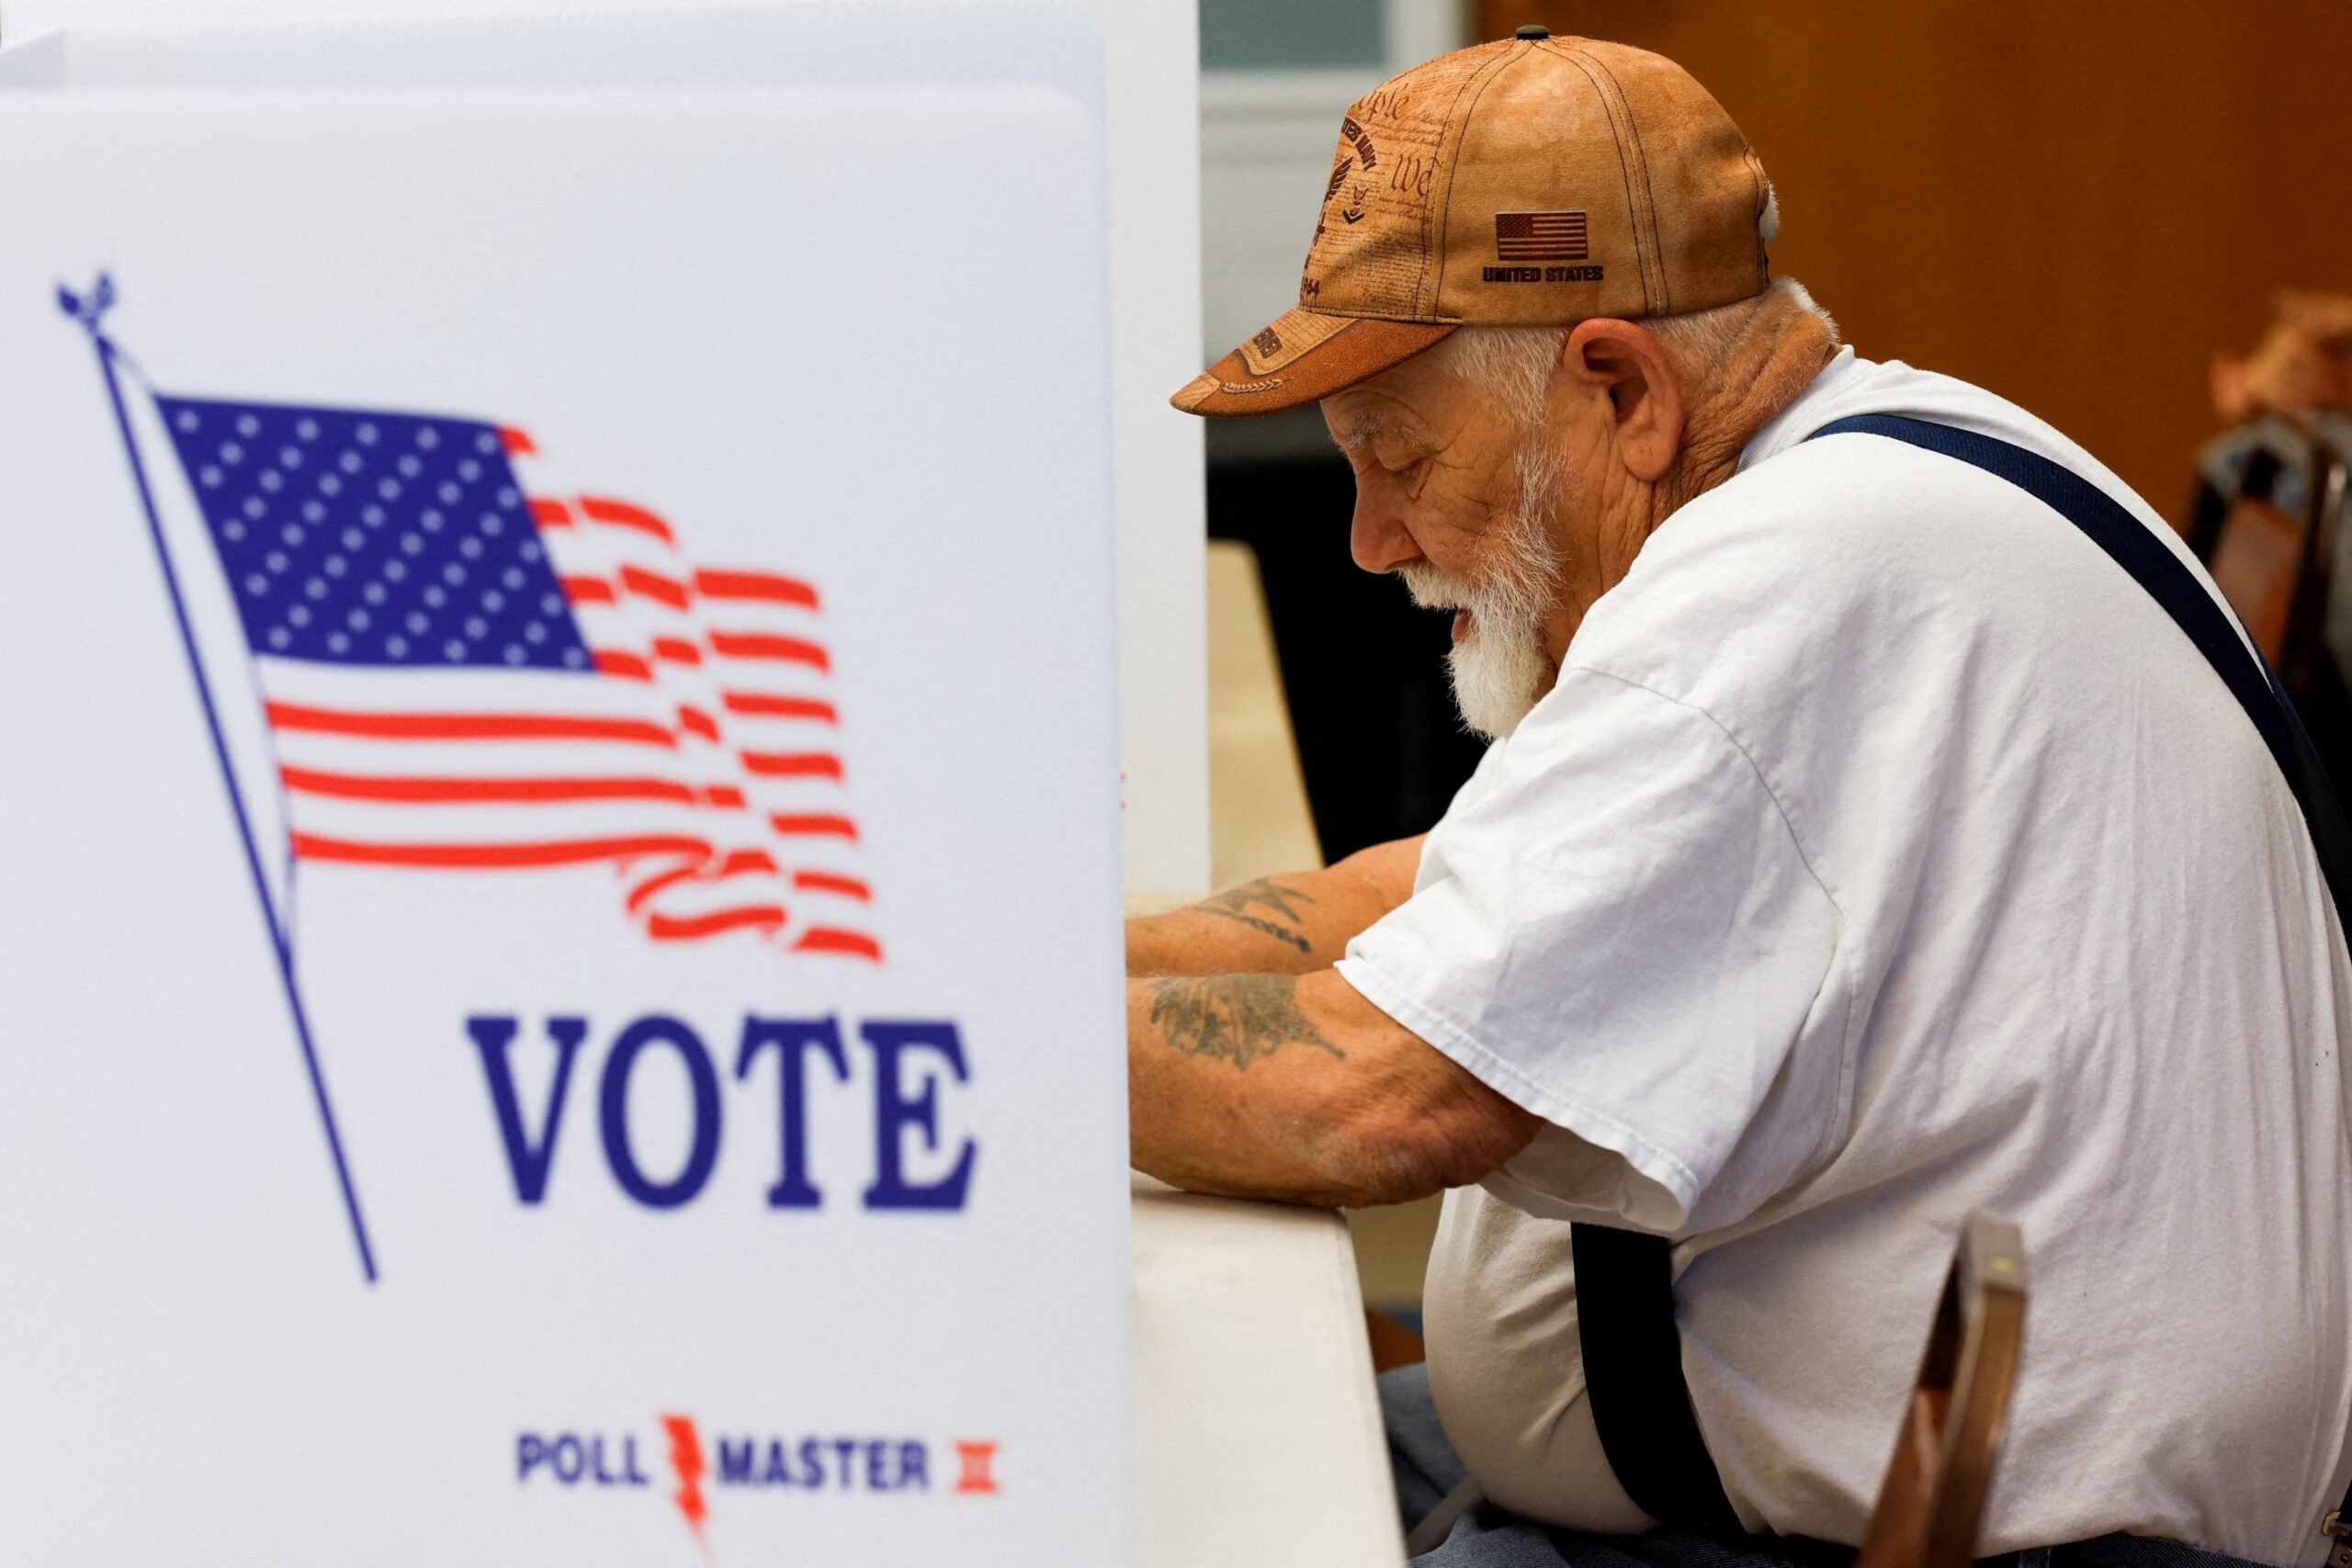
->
xmin=1349 ymin=487 xmax=1421 ymax=575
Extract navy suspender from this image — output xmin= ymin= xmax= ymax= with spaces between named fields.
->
xmin=1571 ymin=1222 xmax=1743 ymax=1530
xmin=1570 ymin=412 xmax=2352 ymax=1539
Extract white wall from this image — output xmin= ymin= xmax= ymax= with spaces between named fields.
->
xmin=1080 ymin=0 xmax=1210 ymax=896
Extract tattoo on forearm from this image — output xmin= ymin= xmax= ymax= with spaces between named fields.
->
xmin=1195 ymin=877 xmax=1319 ymax=954
xmin=1146 ymin=975 xmax=1345 ymax=1070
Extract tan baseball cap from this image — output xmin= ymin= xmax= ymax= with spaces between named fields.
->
xmin=1172 ymin=28 xmax=1775 ymax=419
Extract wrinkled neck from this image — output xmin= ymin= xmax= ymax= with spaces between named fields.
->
xmin=1652 ymin=302 xmax=1841 ymax=523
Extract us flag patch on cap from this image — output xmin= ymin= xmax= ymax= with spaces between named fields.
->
xmin=1495 ymin=210 xmax=1589 ymax=262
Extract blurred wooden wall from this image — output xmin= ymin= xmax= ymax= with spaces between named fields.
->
xmin=1476 ymin=1 xmax=2352 ymax=523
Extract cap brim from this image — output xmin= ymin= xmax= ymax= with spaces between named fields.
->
xmin=1170 ymin=309 xmax=1454 ymax=418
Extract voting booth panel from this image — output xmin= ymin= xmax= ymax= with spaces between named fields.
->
xmin=0 ymin=84 xmax=1125 ymax=1563
xmin=0 ymin=0 xmax=1214 ymax=898
xmin=0 ymin=5 xmax=1109 ymax=96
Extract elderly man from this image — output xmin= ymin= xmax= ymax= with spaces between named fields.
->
xmin=1131 ymin=29 xmax=2352 ymax=1568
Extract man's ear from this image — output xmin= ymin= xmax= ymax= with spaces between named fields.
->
xmin=1560 ymin=319 xmax=1686 ymax=483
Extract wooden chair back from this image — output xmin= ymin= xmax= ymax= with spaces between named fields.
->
xmin=2207 ymin=426 xmax=2346 ymax=679
xmin=1856 ymin=1213 xmax=2028 ymax=1568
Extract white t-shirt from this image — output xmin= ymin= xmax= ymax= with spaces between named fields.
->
xmin=1335 ymin=349 xmax=2352 ymax=1564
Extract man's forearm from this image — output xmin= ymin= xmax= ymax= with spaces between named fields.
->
xmin=1125 ymin=834 xmax=1426 ymax=976
xmin=1126 ymin=966 xmax=1538 ymax=1207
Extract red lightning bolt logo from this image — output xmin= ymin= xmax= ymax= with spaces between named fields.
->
xmin=660 ymin=1413 xmax=710 ymax=1553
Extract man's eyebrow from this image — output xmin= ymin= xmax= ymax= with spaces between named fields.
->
xmin=1330 ymin=408 xmax=1425 ymax=453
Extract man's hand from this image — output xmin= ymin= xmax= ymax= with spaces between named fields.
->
xmin=1127 ymin=965 xmax=1538 ymax=1207
xmin=1125 ymin=835 xmax=1426 ymax=976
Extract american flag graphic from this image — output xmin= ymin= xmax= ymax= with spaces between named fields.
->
xmin=154 ymin=395 xmax=881 ymax=962
xmin=1494 ymin=210 xmax=1589 ymax=262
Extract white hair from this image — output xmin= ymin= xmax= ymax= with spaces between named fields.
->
xmin=1424 ymin=276 xmax=1840 ymax=428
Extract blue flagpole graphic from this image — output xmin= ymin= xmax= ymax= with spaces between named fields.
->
xmin=60 ymin=276 xmax=379 ymax=1286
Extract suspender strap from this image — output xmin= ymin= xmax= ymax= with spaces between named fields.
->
xmin=1571 ymin=1222 xmax=1742 ymax=1532
xmin=1570 ymin=412 xmax=2352 ymax=1539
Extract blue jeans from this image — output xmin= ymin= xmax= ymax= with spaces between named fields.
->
xmin=1380 ymin=1365 xmax=2286 ymax=1568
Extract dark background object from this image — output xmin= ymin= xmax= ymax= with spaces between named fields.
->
xmin=1206 ymin=434 xmax=1487 ymax=863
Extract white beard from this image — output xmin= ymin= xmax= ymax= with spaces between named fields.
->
xmin=1398 ymin=441 xmax=1566 ymax=740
